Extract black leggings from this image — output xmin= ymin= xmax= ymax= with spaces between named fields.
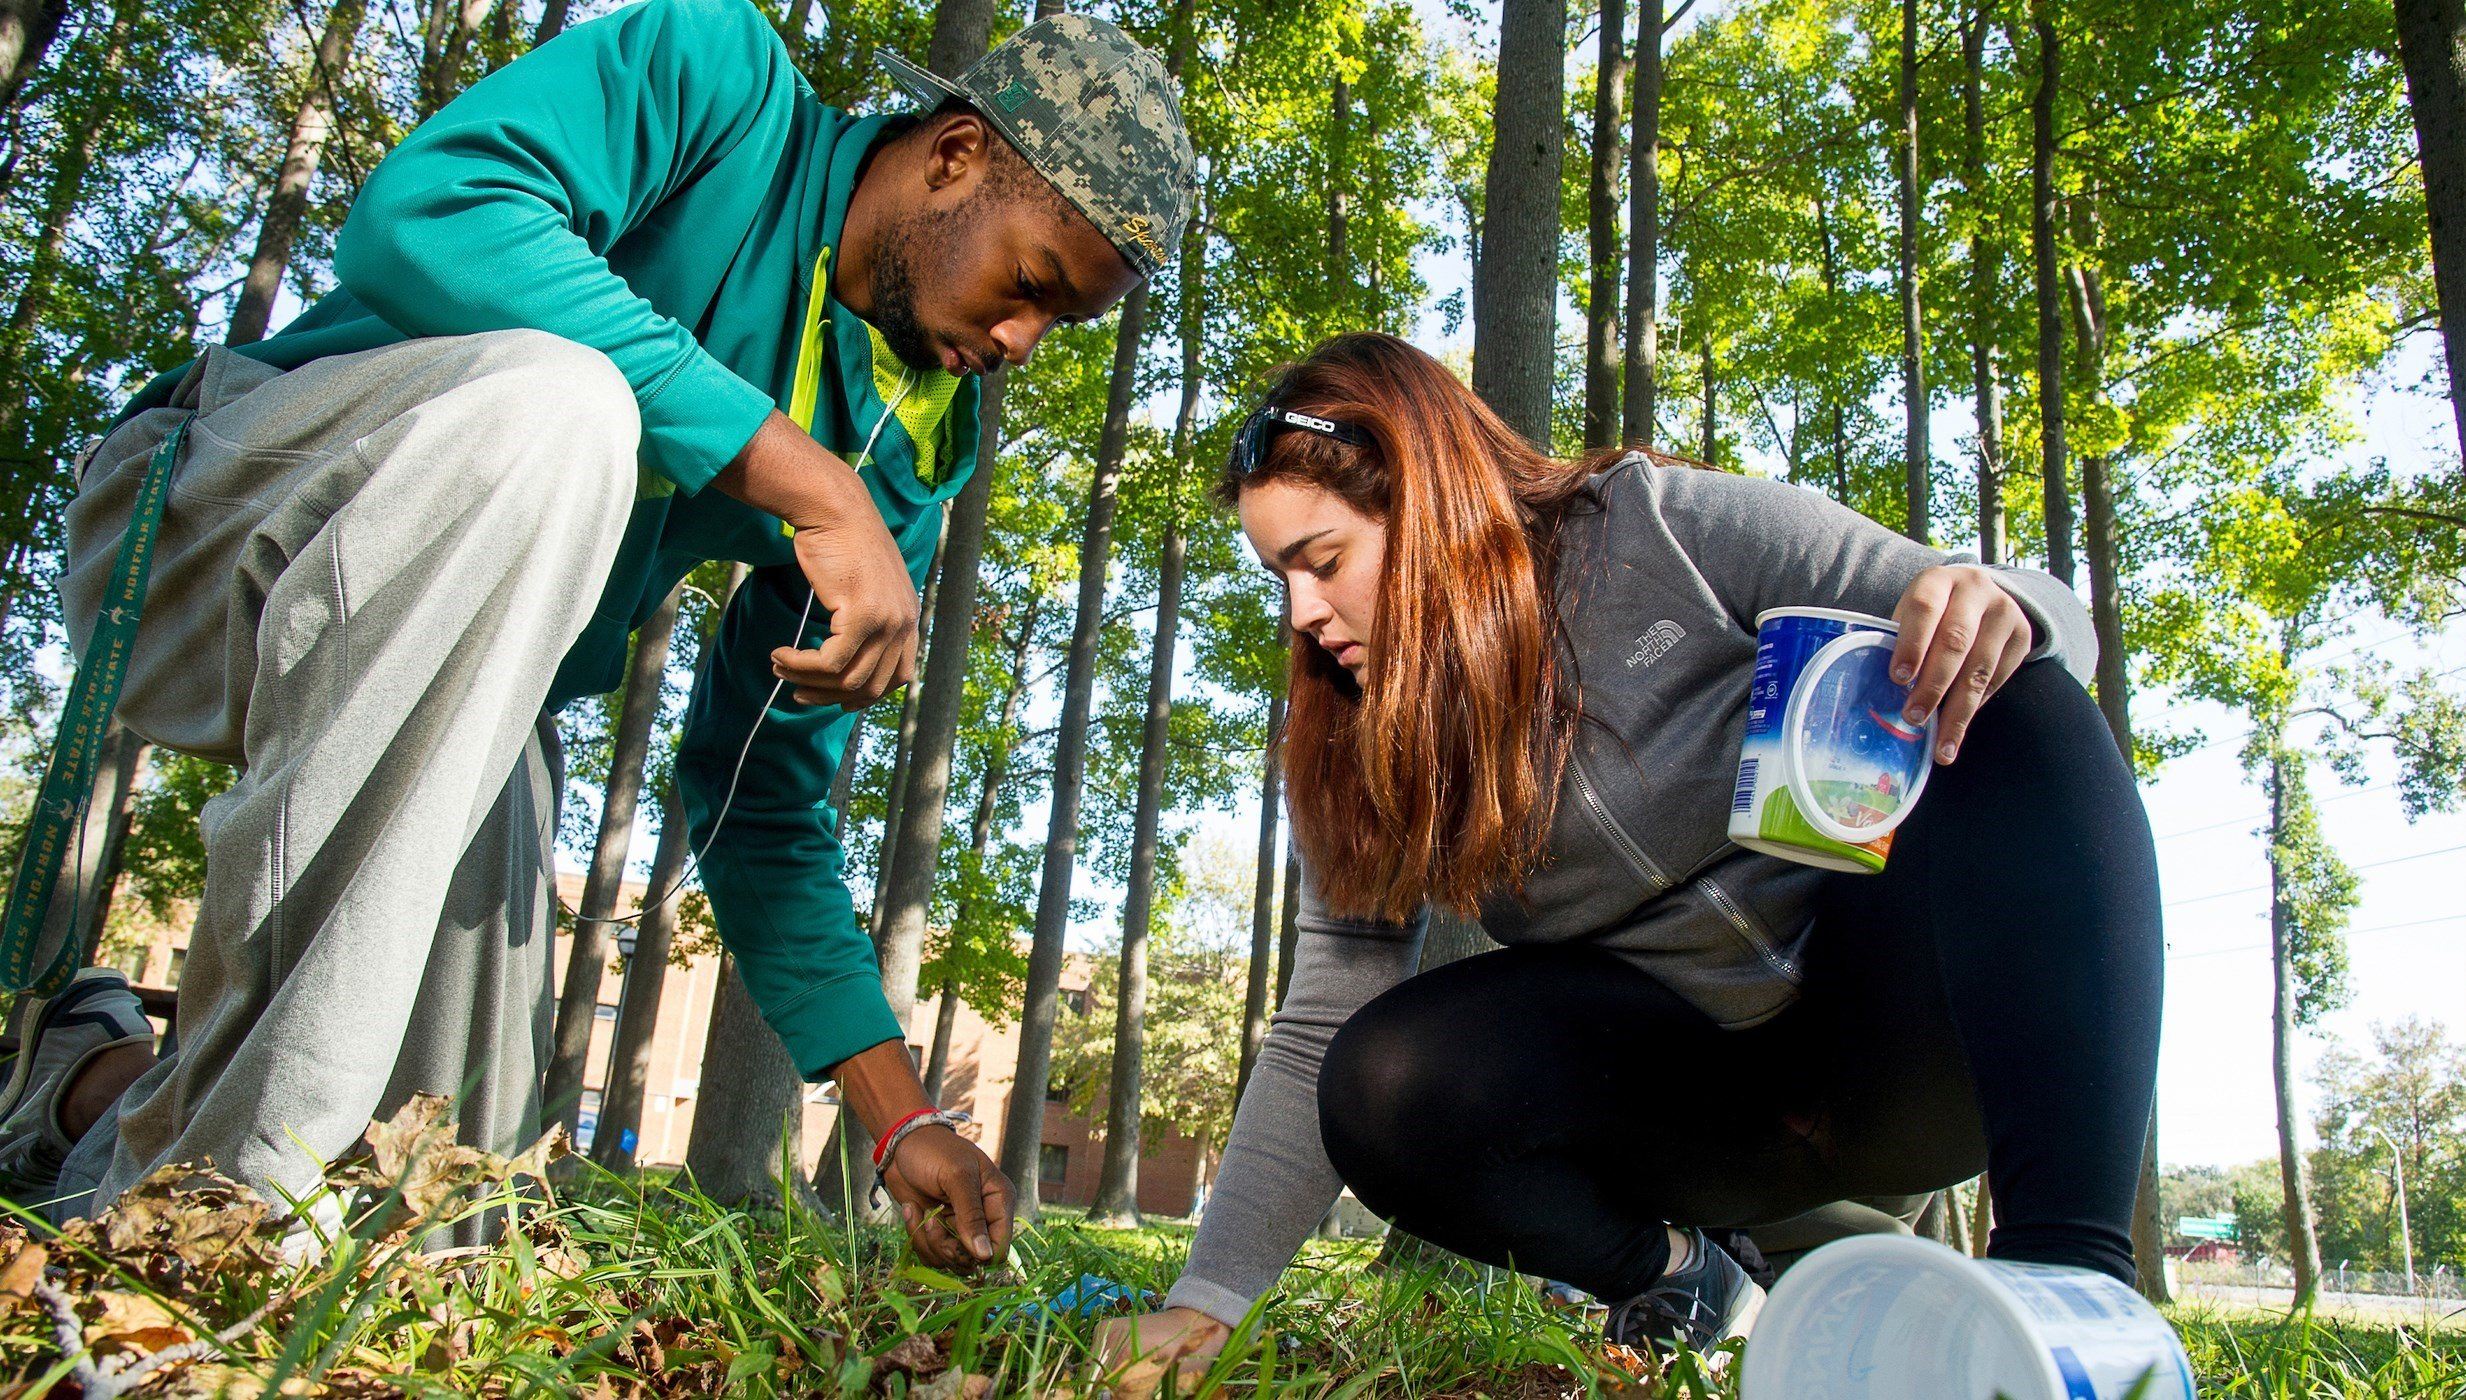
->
xmin=1317 ymin=661 xmax=2162 ymax=1296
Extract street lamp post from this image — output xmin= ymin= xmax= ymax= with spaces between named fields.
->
xmin=2370 ymin=1124 xmax=2417 ymax=1296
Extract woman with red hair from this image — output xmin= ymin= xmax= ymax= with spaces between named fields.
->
xmin=1098 ymin=332 xmax=2161 ymax=1372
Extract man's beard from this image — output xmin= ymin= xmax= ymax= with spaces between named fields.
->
xmin=867 ymin=201 xmax=967 ymax=374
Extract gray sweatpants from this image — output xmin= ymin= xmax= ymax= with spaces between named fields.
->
xmin=50 ymin=331 xmax=638 ymax=1231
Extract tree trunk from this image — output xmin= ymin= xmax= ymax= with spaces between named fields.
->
xmin=1473 ymin=0 xmax=1568 ymax=448
xmin=684 ymin=954 xmax=822 ymax=1211
xmin=922 ymin=979 xmax=961 ymax=1102
xmin=2063 ymin=260 xmax=2168 ymax=1301
xmin=2065 ymin=265 xmax=2128 ymax=752
xmin=39 ymin=719 xmax=147 ymax=972
xmin=1971 ymin=1170 xmax=1993 ymax=1257
xmin=533 ymin=0 xmax=568 ymax=46
xmin=590 ymin=780 xmax=691 ymax=1173
xmin=70 ymin=725 xmax=147 ymax=965
xmin=1819 ymin=193 xmax=1848 ymax=498
xmin=915 ymin=591 xmax=1035 ymax=1120
xmin=483 ymin=0 xmax=513 ymax=69
xmin=1625 ymin=0 xmax=1663 ymax=447
xmin=1898 ymin=0 xmax=1930 ymax=543
xmin=1237 ymin=685 xmax=1285 ymax=1100
xmin=1000 ymin=282 xmax=1148 ymax=1215
xmin=0 ymin=0 xmax=135 ymax=457
xmin=947 ymin=594 xmax=1038 ymax=945
xmin=872 ymin=400 xmax=997 ymax=1027
xmin=544 ymin=581 xmax=685 ymax=1141
xmin=1328 ymin=77 xmax=1350 ymax=289
xmin=231 ymin=0 xmax=366 ymax=346
xmin=1274 ymin=846 xmax=1300 ymax=1008
xmin=2267 ymin=741 xmax=2324 ymax=1305
xmin=1699 ymin=334 xmax=1716 ymax=465
xmin=579 ymin=566 xmax=742 ymax=1174
xmin=1090 ymin=526 xmax=1184 ymax=1226
xmin=0 ymin=0 xmax=67 ymax=117
xmin=416 ymin=0 xmax=494 ymax=117
xmin=868 ymin=548 xmax=937 ymax=944
xmin=1962 ymin=0 xmax=2005 ymax=564
xmin=1093 ymin=173 xmax=1204 ymax=1223
xmin=1586 ymin=0 xmax=1629 ymax=448
xmin=925 ymin=0 xmax=999 ymax=75
xmin=2394 ymin=0 xmax=2466 ymax=464
xmin=2029 ymin=0 xmax=2074 ymax=583
xmin=1917 ymin=1190 xmax=1955 ymax=1245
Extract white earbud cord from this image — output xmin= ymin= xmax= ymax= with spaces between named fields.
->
xmin=556 ymin=367 xmax=918 ymax=931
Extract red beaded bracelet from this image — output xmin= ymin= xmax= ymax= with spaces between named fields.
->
xmin=872 ymin=1107 xmax=940 ymax=1169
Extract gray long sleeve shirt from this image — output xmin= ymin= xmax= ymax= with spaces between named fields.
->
xmin=1164 ymin=456 xmax=2096 ymax=1327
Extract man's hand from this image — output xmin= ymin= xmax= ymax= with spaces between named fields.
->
xmin=1093 ymin=1308 xmax=1230 ymax=1396
xmin=711 ymin=411 xmax=918 ymax=709
xmin=1889 ymin=563 xmax=2036 ymax=765
xmin=880 ymin=1126 xmax=1015 ymax=1273
xmin=832 ymin=1038 xmax=1010 ymax=1272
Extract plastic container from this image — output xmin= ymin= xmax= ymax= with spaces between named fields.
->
xmin=1728 ymin=607 xmax=1936 ymax=874
xmin=1741 ymin=1235 xmax=2198 ymax=1400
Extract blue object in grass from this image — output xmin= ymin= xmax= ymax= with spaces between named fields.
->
xmin=1001 ymin=1273 xmax=1156 ymax=1326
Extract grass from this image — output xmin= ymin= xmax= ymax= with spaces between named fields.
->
xmin=0 ymin=1110 xmax=2458 ymax=1397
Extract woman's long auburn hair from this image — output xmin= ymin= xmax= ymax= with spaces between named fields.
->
xmin=1218 ymin=333 xmax=1610 ymax=922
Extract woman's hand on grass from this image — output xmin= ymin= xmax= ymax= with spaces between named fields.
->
xmin=1092 ymin=1308 xmax=1229 ymax=1396
xmin=1889 ymin=563 xmax=2036 ymax=765
xmin=879 ymin=1126 xmax=1013 ymax=1273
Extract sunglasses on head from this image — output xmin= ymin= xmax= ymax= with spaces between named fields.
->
xmin=1229 ymin=400 xmax=1374 ymax=478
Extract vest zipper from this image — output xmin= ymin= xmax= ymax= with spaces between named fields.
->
xmin=1571 ymin=751 xmax=1801 ymax=983
xmin=1568 ymin=753 xmax=1669 ymax=892
xmin=1700 ymin=872 xmax=1802 ymax=982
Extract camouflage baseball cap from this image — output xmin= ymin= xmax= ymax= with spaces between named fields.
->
xmin=879 ymin=14 xmax=1196 ymax=279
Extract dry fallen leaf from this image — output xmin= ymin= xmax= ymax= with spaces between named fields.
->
xmin=82 ymin=1286 xmax=192 ymax=1354
xmin=340 ymin=1094 xmax=573 ymax=1237
xmin=67 ymin=1162 xmax=282 ymax=1290
xmin=911 ymin=1369 xmax=994 ymax=1400
xmin=878 ymin=1331 xmax=945 ymax=1378
xmin=0 ymin=1242 xmax=46 ymax=1307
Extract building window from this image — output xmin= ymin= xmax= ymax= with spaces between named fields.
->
xmin=1039 ymin=1144 xmax=1068 ymax=1186
xmin=1063 ymin=989 xmax=1090 ymax=1017
xmin=575 ymin=1090 xmax=602 ymax=1154
xmin=594 ymin=1004 xmax=617 ymax=1022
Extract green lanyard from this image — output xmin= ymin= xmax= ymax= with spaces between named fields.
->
xmin=0 ymin=419 xmax=187 ymax=996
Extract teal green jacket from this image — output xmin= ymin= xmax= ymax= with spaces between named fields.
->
xmin=121 ymin=0 xmax=977 ymax=1078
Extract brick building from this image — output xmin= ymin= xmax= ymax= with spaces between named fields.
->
xmin=117 ymin=874 xmax=1215 ymax=1218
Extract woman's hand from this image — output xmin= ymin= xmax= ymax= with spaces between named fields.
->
xmin=1092 ymin=1307 xmax=1230 ymax=1396
xmin=879 ymin=1125 xmax=1013 ymax=1273
xmin=1889 ymin=564 xmax=2036 ymax=764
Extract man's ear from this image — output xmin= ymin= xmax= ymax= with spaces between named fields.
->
xmin=922 ymin=112 xmax=994 ymax=195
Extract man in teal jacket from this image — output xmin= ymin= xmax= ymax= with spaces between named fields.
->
xmin=2 ymin=0 xmax=1192 ymax=1268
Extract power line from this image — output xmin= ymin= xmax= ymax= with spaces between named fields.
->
xmin=2153 ymin=779 xmax=2402 ymax=842
xmin=2162 ymin=841 xmax=2466 ymax=910
xmin=2168 ymin=913 xmax=2466 ymax=963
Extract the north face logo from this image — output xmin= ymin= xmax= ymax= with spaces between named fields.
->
xmin=1626 ymin=619 xmax=1686 ymax=669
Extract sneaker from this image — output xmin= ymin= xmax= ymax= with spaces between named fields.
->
xmin=1604 ymin=1226 xmax=1769 ymax=1355
xmin=0 ymin=968 xmax=152 ymax=1201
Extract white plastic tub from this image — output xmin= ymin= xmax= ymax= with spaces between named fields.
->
xmin=1741 ymin=1235 xmax=2197 ymax=1399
